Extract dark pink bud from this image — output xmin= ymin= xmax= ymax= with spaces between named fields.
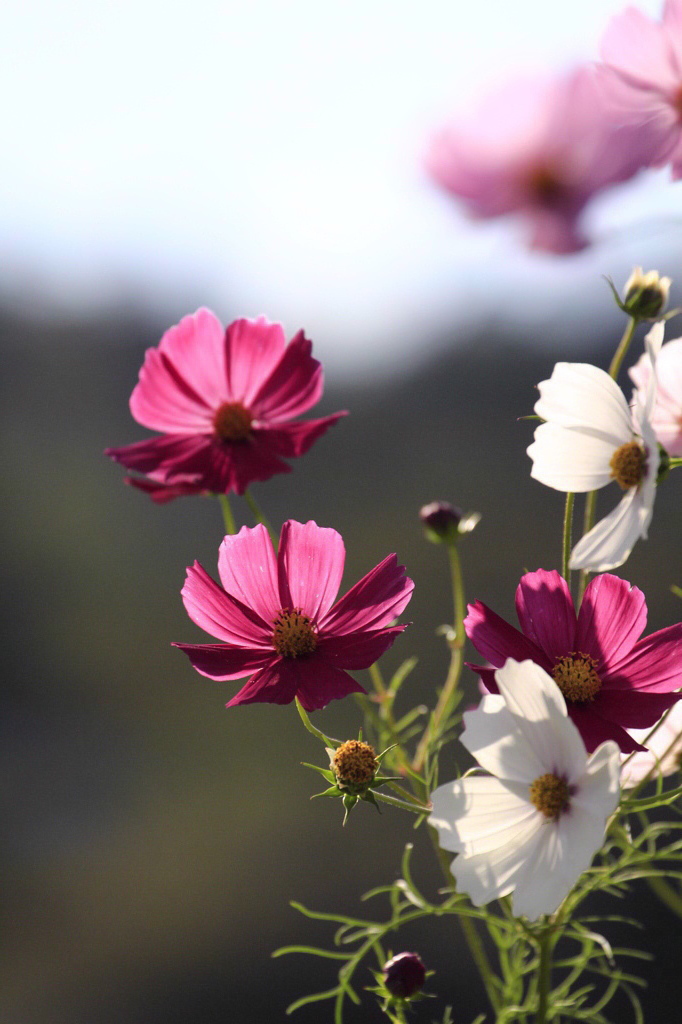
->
xmin=420 ymin=501 xmax=462 ymax=543
xmin=383 ymin=952 xmax=426 ymax=999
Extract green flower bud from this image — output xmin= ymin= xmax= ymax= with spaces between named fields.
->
xmin=623 ymin=267 xmax=671 ymax=320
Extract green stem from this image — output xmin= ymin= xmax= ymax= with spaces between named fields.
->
xmin=412 ymin=542 xmax=465 ymax=774
xmin=562 ymin=492 xmax=574 ymax=585
xmin=218 ymin=493 xmax=236 ymax=534
xmin=645 ymin=876 xmax=682 ymax=918
xmin=243 ymin=488 xmax=277 ymax=546
xmin=577 ymin=315 xmax=639 ymax=604
xmin=535 ymin=924 xmax=553 ymax=1024
xmin=372 ymin=790 xmax=430 ymax=815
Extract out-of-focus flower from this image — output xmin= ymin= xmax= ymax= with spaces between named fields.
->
xmin=429 ymin=659 xmax=620 ymax=920
xmin=420 ymin=501 xmax=462 ymax=544
xmin=527 ymin=326 xmax=663 ymax=571
xmin=599 ymin=0 xmax=682 ymax=179
xmin=630 ymin=324 xmax=682 ymax=456
xmin=426 ymin=67 xmax=650 ymax=253
xmin=621 ymin=700 xmax=682 ymax=787
xmin=622 ymin=267 xmax=671 ymax=320
xmin=465 ymin=569 xmax=682 ymax=753
xmin=382 ymin=952 xmax=427 ymax=999
xmin=106 ymin=310 xmax=345 ymax=499
xmin=174 ymin=520 xmax=413 ymax=711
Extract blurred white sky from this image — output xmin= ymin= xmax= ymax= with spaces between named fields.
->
xmin=1 ymin=0 xmax=678 ymax=373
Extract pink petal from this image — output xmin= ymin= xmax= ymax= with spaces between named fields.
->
xmin=105 ymin=434 xmax=213 ymax=480
xmin=526 ymin=209 xmax=586 ymax=254
xmin=217 ymin=524 xmax=280 ymax=626
xmin=250 ymin=330 xmax=327 ymax=422
xmin=290 ymin=658 xmax=366 ymax=712
xmin=515 ymin=570 xmax=577 ymax=662
xmin=213 ymin=434 xmax=293 ymax=495
xmin=606 ymin=622 xmax=682 ymax=692
xmin=596 ymin=689 xmax=681 ymax=729
xmin=173 ymin=643 xmax=274 ymax=680
xmin=317 ymin=625 xmax=407 ymax=669
xmin=568 ymin=705 xmax=644 ymax=754
xmin=260 ymin=412 xmax=347 ymax=458
xmin=226 ymin=659 xmax=300 ymax=707
xmin=464 ymin=601 xmax=549 ymax=670
xmin=319 ymin=554 xmax=414 ymax=634
xmin=576 ymin=573 xmax=646 ymax=667
xmin=277 ymin=520 xmax=345 ymax=621
xmin=123 ymin=476 xmax=207 ymax=503
xmin=223 ymin=317 xmax=288 ymax=407
xmin=600 ymin=8 xmax=679 ymax=93
xmin=467 ymin=664 xmax=499 ymax=694
xmin=181 ymin=562 xmax=271 ymax=646
xmin=131 ymin=310 xmax=225 ymax=433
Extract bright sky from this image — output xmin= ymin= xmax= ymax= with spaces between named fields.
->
xmin=1 ymin=0 xmax=677 ymax=373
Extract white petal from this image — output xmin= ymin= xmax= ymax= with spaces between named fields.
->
xmin=568 ymin=488 xmax=649 ymax=572
xmin=528 ymin=422 xmax=618 ymax=492
xmin=644 ymin=321 xmax=665 ymax=361
xmin=495 ymin=660 xmax=588 ymax=783
xmin=429 ymin=776 xmax=538 ymax=855
xmin=451 ymin=819 xmax=543 ymax=908
xmin=460 ymin=699 xmax=544 ymax=783
xmin=535 ymin=363 xmax=633 ymax=441
xmin=572 ymin=740 xmax=621 ymax=818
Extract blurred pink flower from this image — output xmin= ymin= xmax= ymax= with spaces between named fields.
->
xmin=599 ymin=0 xmax=682 ymax=179
xmin=174 ymin=520 xmax=414 ymax=711
xmin=629 ymin=328 xmax=682 ymax=456
xmin=106 ymin=310 xmax=345 ymax=499
xmin=621 ymin=700 xmax=682 ymax=787
xmin=427 ymin=67 xmax=650 ymax=253
xmin=465 ymin=569 xmax=682 ymax=753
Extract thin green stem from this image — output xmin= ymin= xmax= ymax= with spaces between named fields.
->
xmin=372 ymin=790 xmax=430 ymax=815
xmin=645 ymin=876 xmax=682 ymax=918
xmin=562 ymin=492 xmax=574 ymax=586
xmin=577 ymin=316 xmax=639 ymax=604
xmin=535 ymin=924 xmax=553 ymax=1024
xmin=218 ymin=493 xmax=236 ymax=534
xmin=412 ymin=542 xmax=465 ymax=774
xmin=243 ymin=488 xmax=277 ymax=546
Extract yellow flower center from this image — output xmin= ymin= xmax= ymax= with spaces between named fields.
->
xmin=213 ymin=401 xmax=254 ymax=442
xmin=272 ymin=609 xmax=318 ymax=658
xmin=609 ymin=441 xmax=646 ymax=490
xmin=529 ymin=772 xmax=570 ymax=819
xmin=552 ymin=653 xmax=602 ymax=703
xmin=332 ymin=740 xmax=378 ymax=790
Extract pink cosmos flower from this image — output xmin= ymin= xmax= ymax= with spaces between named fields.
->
xmin=105 ymin=310 xmax=345 ymax=500
xmin=599 ymin=0 xmax=682 ymax=179
xmin=427 ymin=66 xmax=650 ymax=253
xmin=173 ymin=520 xmax=414 ymax=711
xmin=465 ymin=569 xmax=682 ymax=753
xmin=630 ymin=328 xmax=682 ymax=456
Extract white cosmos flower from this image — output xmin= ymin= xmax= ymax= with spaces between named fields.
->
xmin=621 ymin=700 xmax=682 ymax=789
xmin=526 ymin=324 xmax=663 ymax=572
xmin=429 ymin=659 xmax=620 ymax=921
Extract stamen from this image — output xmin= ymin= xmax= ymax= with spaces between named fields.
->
xmin=552 ymin=653 xmax=602 ymax=703
xmin=272 ymin=609 xmax=318 ymax=658
xmin=213 ymin=402 xmax=253 ymax=442
xmin=610 ymin=441 xmax=646 ymax=490
xmin=332 ymin=740 xmax=378 ymax=791
xmin=529 ymin=772 xmax=570 ymax=819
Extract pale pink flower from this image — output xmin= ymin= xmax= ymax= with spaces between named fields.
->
xmin=106 ymin=310 xmax=345 ymax=500
xmin=621 ymin=700 xmax=682 ymax=787
xmin=174 ymin=520 xmax=414 ymax=711
xmin=599 ymin=0 xmax=682 ymax=179
xmin=427 ymin=67 xmax=650 ymax=253
xmin=630 ymin=326 xmax=682 ymax=456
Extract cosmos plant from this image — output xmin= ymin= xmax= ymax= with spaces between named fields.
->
xmin=108 ymin=6 xmax=682 ymax=1022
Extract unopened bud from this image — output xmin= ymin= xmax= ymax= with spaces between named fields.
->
xmin=420 ymin=501 xmax=462 ymax=544
xmin=623 ymin=267 xmax=671 ymax=320
xmin=330 ymin=740 xmax=378 ymax=793
xmin=383 ymin=952 xmax=427 ymax=999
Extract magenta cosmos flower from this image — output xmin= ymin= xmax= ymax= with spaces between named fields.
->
xmin=105 ymin=309 xmax=345 ymax=500
xmin=173 ymin=520 xmax=414 ymax=711
xmin=599 ymin=0 xmax=682 ymax=179
xmin=465 ymin=569 xmax=682 ymax=753
xmin=427 ymin=66 xmax=650 ymax=253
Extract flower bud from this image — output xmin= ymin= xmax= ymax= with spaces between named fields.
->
xmin=383 ymin=952 xmax=427 ymax=999
xmin=623 ymin=267 xmax=671 ymax=320
xmin=330 ymin=739 xmax=378 ymax=794
xmin=420 ymin=501 xmax=462 ymax=544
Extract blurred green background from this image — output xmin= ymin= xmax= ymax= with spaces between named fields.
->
xmin=1 ymin=304 xmax=680 ymax=1022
